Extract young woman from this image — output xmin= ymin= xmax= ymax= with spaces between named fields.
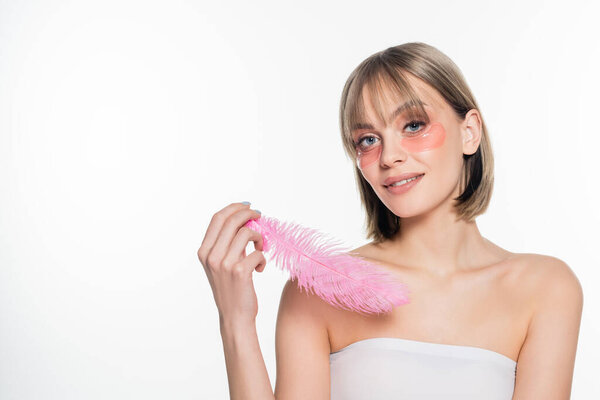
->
xmin=198 ymin=42 xmax=583 ymax=399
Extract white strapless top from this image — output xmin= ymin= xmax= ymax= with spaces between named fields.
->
xmin=330 ymin=337 xmax=517 ymax=399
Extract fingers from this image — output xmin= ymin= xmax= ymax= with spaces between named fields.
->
xmin=198 ymin=202 xmax=249 ymax=265
xmin=200 ymin=202 xmax=248 ymax=249
xmin=198 ymin=202 xmax=262 ymax=269
xmin=210 ymin=208 xmax=262 ymax=268
xmin=223 ymin=226 xmax=264 ymax=268
xmin=244 ymin=249 xmax=267 ymax=273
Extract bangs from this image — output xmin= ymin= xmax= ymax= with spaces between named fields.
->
xmin=341 ymin=61 xmax=430 ymax=159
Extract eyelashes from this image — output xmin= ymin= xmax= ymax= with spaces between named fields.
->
xmin=353 ymin=120 xmax=427 ymax=151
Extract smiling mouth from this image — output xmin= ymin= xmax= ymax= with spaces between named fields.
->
xmin=385 ymin=173 xmax=425 ymax=187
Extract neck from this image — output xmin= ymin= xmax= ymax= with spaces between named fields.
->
xmin=381 ymin=199 xmax=502 ymax=277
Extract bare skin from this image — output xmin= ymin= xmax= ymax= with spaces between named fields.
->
xmin=329 ymin=243 xmax=529 ymax=362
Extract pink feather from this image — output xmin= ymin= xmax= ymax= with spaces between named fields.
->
xmin=244 ymin=214 xmax=411 ymax=315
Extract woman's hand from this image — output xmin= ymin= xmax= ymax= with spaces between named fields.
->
xmin=197 ymin=202 xmax=266 ymax=329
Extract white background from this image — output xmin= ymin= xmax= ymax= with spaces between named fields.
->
xmin=1 ymin=0 xmax=598 ymax=398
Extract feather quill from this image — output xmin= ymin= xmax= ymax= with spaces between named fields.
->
xmin=244 ymin=214 xmax=411 ymax=315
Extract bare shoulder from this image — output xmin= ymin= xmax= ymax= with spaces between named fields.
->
xmin=508 ymin=253 xmax=584 ymax=345
xmin=278 ymin=278 xmax=334 ymax=323
xmin=532 ymin=253 xmax=583 ymax=313
xmin=277 ymin=279 xmax=334 ymax=348
xmin=510 ymin=254 xmax=583 ymax=398
xmin=512 ymin=253 xmax=583 ymax=303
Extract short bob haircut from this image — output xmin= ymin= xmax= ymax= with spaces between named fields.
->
xmin=339 ymin=42 xmax=494 ymax=243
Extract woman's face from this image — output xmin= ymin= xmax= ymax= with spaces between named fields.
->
xmin=352 ymin=75 xmax=481 ymax=218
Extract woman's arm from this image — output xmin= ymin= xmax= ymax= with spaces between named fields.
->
xmin=273 ymin=279 xmax=331 ymax=399
xmin=512 ymin=256 xmax=584 ymax=400
xmin=220 ymin=319 xmax=275 ymax=400
xmin=197 ymin=202 xmax=273 ymax=399
xmin=219 ymin=278 xmax=331 ymax=400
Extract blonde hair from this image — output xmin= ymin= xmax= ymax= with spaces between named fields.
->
xmin=339 ymin=42 xmax=494 ymax=243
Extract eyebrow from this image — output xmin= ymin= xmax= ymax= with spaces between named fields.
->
xmin=350 ymin=100 xmax=427 ymax=131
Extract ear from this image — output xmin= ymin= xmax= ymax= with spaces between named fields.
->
xmin=462 ymin=109 xmax=482 ymax=155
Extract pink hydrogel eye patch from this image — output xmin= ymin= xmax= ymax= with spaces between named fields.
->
xmin=356 ymin=144 xmax=382 ymax=170
xmin=356 ymin=122 xmax=446 ymax=170
xmin=399 ymin=122 xmax=446 ymax=153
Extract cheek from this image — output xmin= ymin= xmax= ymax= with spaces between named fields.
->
xmin=400 ymin=122 xmax=446 ymax=152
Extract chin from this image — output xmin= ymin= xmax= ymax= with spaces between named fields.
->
xmin=393 ymin=208 xmax=427 ymax=219
xmin=383 ymin=202 xmax=426 ymax=219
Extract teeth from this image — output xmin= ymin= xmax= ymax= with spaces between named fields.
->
xmin=390 ymin=175 xmax=421 ymax=187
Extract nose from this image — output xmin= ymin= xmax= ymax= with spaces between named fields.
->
xmin=379 ymin=131 xmax=408 ymax=167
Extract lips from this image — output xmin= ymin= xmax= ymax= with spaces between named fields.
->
xmin=383 ymin=173 xmax=425 ymax=187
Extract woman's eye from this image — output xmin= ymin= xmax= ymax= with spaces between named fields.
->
xmin=355 ymin=136 xmax=379 ymax=150
xmin=404 ymin=120 xmax=426 ymax=134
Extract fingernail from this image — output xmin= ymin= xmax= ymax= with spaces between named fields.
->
xmin=253 ymin=209 xmax=261 ymax=214
xmin=241 ymin=201 xmax=250 ymax=205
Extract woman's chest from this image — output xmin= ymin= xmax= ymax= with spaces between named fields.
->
xmin=327 ymin=262 xmax=532 ymax=363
